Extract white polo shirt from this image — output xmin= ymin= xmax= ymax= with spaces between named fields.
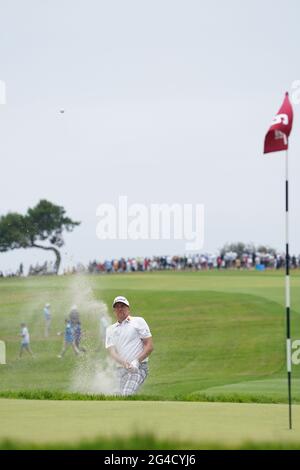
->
xmin=21 ymin=327 xmax=30 ymax=344
xmin=105 ymin=316 xmax=152 ymax=364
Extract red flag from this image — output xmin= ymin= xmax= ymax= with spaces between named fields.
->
xmin=264 ymin=92 xmax=293 ymax=154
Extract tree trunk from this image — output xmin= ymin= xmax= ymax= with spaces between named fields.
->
xmin=32 ymin=244 xmax=61 ymax=274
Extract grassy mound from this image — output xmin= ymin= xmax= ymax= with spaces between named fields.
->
xmin=1 ymin=271 xmax=300 ymax=401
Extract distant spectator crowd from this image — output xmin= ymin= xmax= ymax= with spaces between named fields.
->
xmin=1 ymin=251 xmax=300 ymax=278
xmin=68 ymin=251 xmax=300 ymax=275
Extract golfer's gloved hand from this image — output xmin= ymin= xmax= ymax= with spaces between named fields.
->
xmin=129 ymin=359 xmax=140 ymax=371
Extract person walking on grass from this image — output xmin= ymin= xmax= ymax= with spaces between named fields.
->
xmin=73 ymin=319 xmax=86 ymax=353
xmin=43 ymin=303 xmax=51 ymax=337
xmin=57 ymin=318 xmax=80 ymax=358
xmin=105 ymin=296 xmax=154 ymax=396
xmin=19 ymin=323 xmax=34 ymax=358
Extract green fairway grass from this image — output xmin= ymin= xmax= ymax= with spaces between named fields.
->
xmin=1 ymin=398 xmax=300 ymax=449
xmin=1 ymin=270 xmax=300 ymax=402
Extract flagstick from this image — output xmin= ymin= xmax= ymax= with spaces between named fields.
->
xmin=285 ymin=148 xmax=292 ymax=430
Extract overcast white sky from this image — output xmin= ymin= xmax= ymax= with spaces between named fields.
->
xmin=0 ymin=0 xmax=300 ymax=272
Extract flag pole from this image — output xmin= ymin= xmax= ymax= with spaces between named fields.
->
xmin=264 ymin=92 xmax=293 ymax=429
xmin=285 ymin=147 xmax=292 ymax=430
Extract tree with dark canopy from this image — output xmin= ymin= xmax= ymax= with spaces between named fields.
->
xmin=0 ymin=200 xmax=80 ymax=274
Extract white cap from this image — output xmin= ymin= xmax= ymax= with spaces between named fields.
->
xmin=112 ymin=296 xmax=130 ymax=308
xmin=45 ymin=303 xmax=50 ymax=308
xmin=71 ymin=305 xmax=78 ymax=311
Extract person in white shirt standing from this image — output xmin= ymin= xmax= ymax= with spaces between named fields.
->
xmin=43 ymin=303 xmax=51 ymax=337
xmin=19 ymin=323 xmax=34 ymax=358
xmin=105 ymin=296 xmax=154 ymax=396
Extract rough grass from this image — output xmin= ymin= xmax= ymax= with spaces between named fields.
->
xmin=0 ymin=389 xmax=298 ymax=404
xmin=1 ymin=434 xmax=300 ymax=450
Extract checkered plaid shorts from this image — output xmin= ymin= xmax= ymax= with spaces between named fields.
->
xmin=117 ymin=363 xmax=148 ymax=396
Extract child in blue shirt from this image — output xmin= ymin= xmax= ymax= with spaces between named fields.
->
xmin=57 ymin=318 xmax=80 ymax=358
